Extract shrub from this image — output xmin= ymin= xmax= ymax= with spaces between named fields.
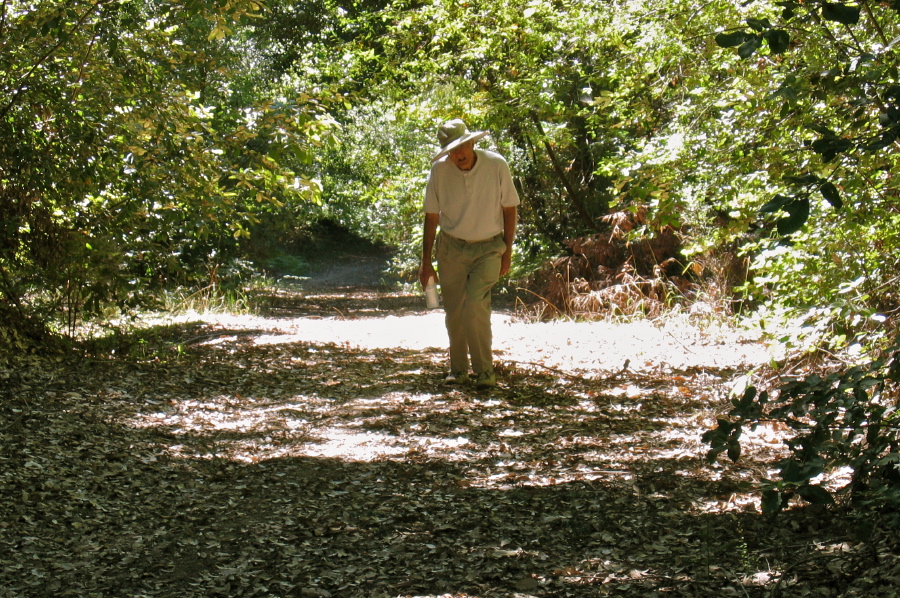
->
xmin=703 ymin=339 xmax=900 ymax=523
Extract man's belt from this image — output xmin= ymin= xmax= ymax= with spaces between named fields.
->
xmin=441 ymin=231 xmax=503 ymax=244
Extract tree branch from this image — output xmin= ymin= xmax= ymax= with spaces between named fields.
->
xmin=529 ymin=112 xmax=596 ymax=230
xmin=861 ymin=0 xmax=890 ymax=48
xmin=0 ymin=0 xmax=105 ymax=120
xmin=0 ymin=0 xmax=8 ymax=39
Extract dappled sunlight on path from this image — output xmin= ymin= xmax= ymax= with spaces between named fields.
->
xmin=7 ymin=290 xmax=867 ymax=598
xmin=126 ymin=290 xmax=780 ymax=485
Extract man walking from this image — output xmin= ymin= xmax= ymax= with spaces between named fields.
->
xmin=419 ymin=119 xmax=519 ymax=388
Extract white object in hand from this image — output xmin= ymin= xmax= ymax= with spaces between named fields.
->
xmin=425 ymin=276 xmax=440 ymax=309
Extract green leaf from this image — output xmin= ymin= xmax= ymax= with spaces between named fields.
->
xmin=797 ymin=484 xmax=835 ymax=505
xmin=811 ymin=135 xmax=854 ymax=162
xmin=727 ymin=441 xmax=741 ymax=462
xmin=705 ymin=448 xmax=724 ymax=464
xmin=781 ymin=460 xmax=824 ymax=484
xmin=819 ymin=181 xmax=843 ymax=209
xmin=715 ymin=31 xmax=750 ymax=48
xmin=784 ymin=173 xmax=822 ymax=186
xmin=736 ymin=385 xmax=757 ymax=409
xmin=809 ymin=124 xmax=838 ymax=137
xmin=738 ymin=34 xmax=763 ymax=59
xmin=822 ymin=2 xmax=861 ymax=25
xmin=746 ymin=18 xmax=772 ymax=32
xmin=780 ymin=3 xmax=797 ymax=21
xmin=761 ymin=489 xmax=786 ymax=516
xmin=763 ymin=29 xmax=791 ymax=54
xmin=777 ymin=197 xmax=810 ymax=236
xmin=760 ymin=194 xmax=793 ymax=213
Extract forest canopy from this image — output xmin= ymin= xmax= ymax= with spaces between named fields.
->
xmin=2 ymin=0 xmax=899 ymax=355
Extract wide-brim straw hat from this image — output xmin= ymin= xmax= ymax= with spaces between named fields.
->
xmin=432 ymin=119 xmax=489 ymax=162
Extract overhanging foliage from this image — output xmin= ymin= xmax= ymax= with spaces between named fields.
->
xmin=2 ymin=0 xmax=899 ymax=351
xmin=0 ymin=0 xmax=337 ymax=339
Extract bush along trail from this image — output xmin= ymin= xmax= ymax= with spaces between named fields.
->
xmin=2 ymin=285 xmax=899 ymax=597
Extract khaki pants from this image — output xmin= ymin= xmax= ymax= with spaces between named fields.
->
xmin=436 ymin=232 xmax=506 ymax=375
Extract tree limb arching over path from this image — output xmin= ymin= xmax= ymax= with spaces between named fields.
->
xmin=3 ymin=261 xmax=897 ymax=597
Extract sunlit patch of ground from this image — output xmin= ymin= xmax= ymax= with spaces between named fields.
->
xmin=126 ymin=294 xmax=782 ymax=489
xmin=10 ymin=290 xmax=895 ymax=598
xmin=140 ymin=298 xmax=779 ymax=376
xmin=124 ymin=326 xmax=783 ymax=509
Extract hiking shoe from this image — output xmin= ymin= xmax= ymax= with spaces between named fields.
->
xmin=444 ymin=371 xmax=468 ymax=385
xmin=475 ymin=370 xmax=497 ymax=388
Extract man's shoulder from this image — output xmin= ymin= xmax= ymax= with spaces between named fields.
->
xmin=428 ymin=158 xmax=455 ymax=179
xmin=477 ymin=149 xmax=508 ymax=163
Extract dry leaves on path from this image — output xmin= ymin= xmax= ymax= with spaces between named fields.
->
xmin=2 ymin=290 xmax=896 ymax=597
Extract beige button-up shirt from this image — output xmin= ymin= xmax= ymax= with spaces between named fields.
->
xmin=424 ymin=149 xmax=519 ymax=241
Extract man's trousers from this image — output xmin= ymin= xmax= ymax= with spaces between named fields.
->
xmin=436 ymin=231 xmax=506 ymax=375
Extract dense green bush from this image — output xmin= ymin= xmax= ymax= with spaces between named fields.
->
xmin=0 ymin=0 xmax=337 ymax=339
xmin=704 ymin=338 xmax=900 ymax=523
xmin=706 ymin=0 xmax=900 ymax=351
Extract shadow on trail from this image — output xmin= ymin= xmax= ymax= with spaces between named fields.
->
xmin=1 ymin=321 xmax=869 ymax=598
xmin=256 ymin=291 xmax=522 ymax=326
xmin=261 ymin=289 xmax=427 ymax=319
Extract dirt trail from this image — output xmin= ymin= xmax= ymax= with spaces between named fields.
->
xmin=9 ymin=266 xmax=886 ymax=598
xmin=251 ymin=251 xmax=775 ymax=380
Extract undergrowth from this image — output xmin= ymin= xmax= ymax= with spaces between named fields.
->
xmin=704 ymin=337 xmax=900 ymax=527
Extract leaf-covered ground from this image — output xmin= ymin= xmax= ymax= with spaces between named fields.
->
xmin=3 ymin=280 xmax=899 ymax=597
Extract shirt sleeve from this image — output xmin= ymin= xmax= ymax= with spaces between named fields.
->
xmin=423 ymin=162 xmax=441 ymax=214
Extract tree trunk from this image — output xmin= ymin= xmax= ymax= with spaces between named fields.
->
xmin=529 ymin=113 xmax=596 ymax=230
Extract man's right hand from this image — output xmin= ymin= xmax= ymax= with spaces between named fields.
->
xmin=419 ymin=262 xmax=438 ymax=288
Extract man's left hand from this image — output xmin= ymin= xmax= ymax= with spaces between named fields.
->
xmin=500 ymin=249 xmax=512 ymax=277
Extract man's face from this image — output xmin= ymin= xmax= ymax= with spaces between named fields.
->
xmin=448 ymin=140 xmax=476 ymax=171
